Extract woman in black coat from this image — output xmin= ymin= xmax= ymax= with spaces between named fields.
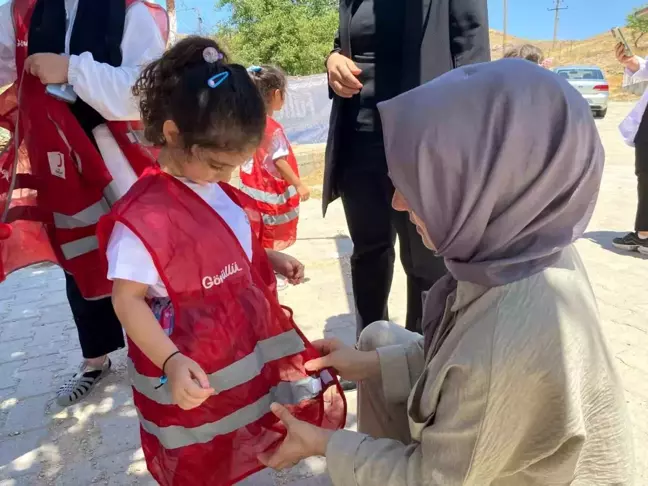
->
xmin=323 ymin=0 xmax=491 ymax=335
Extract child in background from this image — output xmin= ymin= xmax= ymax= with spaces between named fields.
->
xmin=98 ymin=37 xmax=345 ymax=486
xmin=504 ymin=44 xmax=551 ymax=67
xmin=240 ymin=65 xmax=310 ymax=252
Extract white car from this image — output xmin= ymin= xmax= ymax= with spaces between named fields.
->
xmin=554 ymin=66 xmax=609 ymax=118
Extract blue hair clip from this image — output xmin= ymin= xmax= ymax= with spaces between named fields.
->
xmin=247 ymin=66 xmax=262 ymax=73
xmin=207 ymin=71 xmax=229 ymax=88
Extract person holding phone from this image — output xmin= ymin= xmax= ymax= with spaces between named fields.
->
xmin=322 ymin=0 xmax=490 ymax=344
xmin=0 ymin=0 xmax=167 ymax=406
xmin=615 ymin=41 xmax=648 ymax=254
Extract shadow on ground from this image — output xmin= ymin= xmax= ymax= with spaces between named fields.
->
xmin=583 ymin=231 xmax=648 ymax=259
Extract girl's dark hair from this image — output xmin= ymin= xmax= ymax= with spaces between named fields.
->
xmin=133 ymin=36 xmax=266 ymax=152
xmin=247 ymin=65 xmax=288 ymax=104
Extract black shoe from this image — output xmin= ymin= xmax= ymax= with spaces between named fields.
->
xmin=56 ymin=358 xmax=112 ymax=407
xmin=612 ymin=232 xmax=648 ymax=255
xmin=338 ymin=379 xmax=357 ymax=391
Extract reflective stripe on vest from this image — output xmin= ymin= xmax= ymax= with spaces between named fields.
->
xmin=60 ymin=236 xmax=99 ymax=260
xmin=138 ymin=378 xmax=323 ymax=450
xmin=240 ymin=184 xmax=298 ymax=206
xmin=104 ymin=180 xmax=124 ymax=205
xmin=53 ymin=199 xmax=110 ymax=229
xmin=262 ymin=208 xmax=299 ymax=227
xmin=129 ymin=329 xmax=306 ymax=405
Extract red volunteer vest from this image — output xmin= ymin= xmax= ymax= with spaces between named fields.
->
xmin=96 ymin=170 xmax=346 ymax=486
xmin=0 ymin=0 xmax=168 ymax=299
xmin=240 ymin=116 xmax=300 ymax=251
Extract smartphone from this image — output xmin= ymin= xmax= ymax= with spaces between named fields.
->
xmin=46 ymin=83 xmax=78 ymax=104
xmin=611 ymin=27 xmax=633 ymax=57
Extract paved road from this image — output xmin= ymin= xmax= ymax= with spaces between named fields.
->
xmin=0 ymin=102 xmax=646 ymax=485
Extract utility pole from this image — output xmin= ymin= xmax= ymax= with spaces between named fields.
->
xmin=548 ymin=0 xmax=568 ymax=50
xmin=503 ymin=0 xmax=508 ymax=56
xmin=167 ymin=0 xmax=177 ymax=45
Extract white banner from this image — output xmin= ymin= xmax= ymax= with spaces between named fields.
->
xmin=275 ymin=73 xmax=331 ymax=144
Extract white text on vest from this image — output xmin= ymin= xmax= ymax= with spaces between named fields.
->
xmin=202 ymin=263 xmax=243 ymax=289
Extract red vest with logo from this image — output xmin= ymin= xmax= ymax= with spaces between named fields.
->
xmin=240 ymin=116 xmax=300 ymax=251
xmin=96 ymin=170 xmax=346 ymax=486
xmin=0 ymin=0 xmax=168 ymax=299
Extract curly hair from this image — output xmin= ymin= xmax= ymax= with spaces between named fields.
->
xmin=247 ymin=65 xmax=288 ymax=106
xmin=133 ymin=36 xmax=266 ymax=153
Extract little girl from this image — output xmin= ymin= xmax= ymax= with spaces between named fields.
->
xmin=97 ymin=38 xmax=345 ymax=486
xmin=240 ymin=65 xmax=310 ymax=251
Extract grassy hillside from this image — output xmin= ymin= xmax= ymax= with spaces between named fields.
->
xmin=490 ymin=27 xmax=648 ymax=100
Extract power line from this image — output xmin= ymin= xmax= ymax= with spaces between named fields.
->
xmin=548 ymin=0 xmax=568 ymax=50
xmin=176 ymin=1 xmax=207 ymax=35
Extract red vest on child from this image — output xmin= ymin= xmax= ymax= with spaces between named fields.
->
xmin=96 ymin=170 xmax=346 ymax=486
xmin=240 ymin=116 xmax=300 ymax=251
xmin=0 ymin=0 xmax=168 ymax=299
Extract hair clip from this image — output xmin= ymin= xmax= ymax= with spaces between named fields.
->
xmin=247 ymin=66 xmax=262 ymax=73
xmin=207 ymin=71 xmax=229 ymax=88
xmin=203 ymin=46 xmax=223 ymax=64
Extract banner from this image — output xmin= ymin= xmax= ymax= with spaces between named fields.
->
xmin=275 ymin=73 xmax=331 ymax=145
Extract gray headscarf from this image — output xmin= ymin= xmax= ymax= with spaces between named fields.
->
xmin=378 ymin=59 xmax=604 ymax=351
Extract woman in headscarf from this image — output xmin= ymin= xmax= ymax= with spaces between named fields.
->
xmin=258 ymin=59 xmax=634 ymax=485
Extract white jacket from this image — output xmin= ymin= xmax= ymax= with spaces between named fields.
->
xmin=620 ymin=57 xmax=648 ymax=147
xmin=0 ymin=0 xmax=166 ymax=198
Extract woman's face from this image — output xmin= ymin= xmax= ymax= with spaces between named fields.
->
xmin=392 ymin=190 xmax=436 ymax=251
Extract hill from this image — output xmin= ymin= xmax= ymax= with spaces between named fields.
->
xmin=489 ymin=27 xmax=648 ymax=100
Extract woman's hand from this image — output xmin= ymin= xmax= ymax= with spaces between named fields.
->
xmin=326 ymin=52 xmax=363 ymax=98
xmin=267 ymin=250 xmax=305 ymax=285
xmin=615 ymin=42 xmax=641 ymax=73
xmin=306 ymin=338 xmax=380 ymax=382
xmin=259 ymin=403 xmax=334 ymax=470
xmin=165 ymin=353 xmax=215 ymax=410
xmin=24 ymin=53 xmax=70 ymax=84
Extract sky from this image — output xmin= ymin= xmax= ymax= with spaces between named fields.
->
xmin=0 ymin=0 xmax=644 ymax=41
xmin=170 ymin=0 xmax=648 ymax=41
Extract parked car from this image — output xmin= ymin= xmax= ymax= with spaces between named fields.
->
xmin=554 ymin=66 xmax=609 ymax=118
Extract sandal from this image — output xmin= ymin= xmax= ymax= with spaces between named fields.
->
xmin=56 ymin=358 xmax=111 ymax=407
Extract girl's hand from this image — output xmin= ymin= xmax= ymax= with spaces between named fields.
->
xmin=297 ymin=184 xmax=311 ymax=202
xmin=305 ymin=338 xmax=380 ymax=382
xmin=165 ymin=353 xmax=215 ymax=410
xmin=25 ymin=54 xmax=70 ymax=84
xmin=267 ymin=251 xmax=305 ymax=285
xmin=259 ymin=403 xmax=333 ymax=470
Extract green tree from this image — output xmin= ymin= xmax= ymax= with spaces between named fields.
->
xmin=217 ymin=0 xmax=338 ymax=75
xmin=627 ymin=4 xmax=648 ymax=47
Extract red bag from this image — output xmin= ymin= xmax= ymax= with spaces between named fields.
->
xmin=240 ymin=116 xmax=301 ymax=251
xmin=0 ymin=0 xmax=168 ymax=298
xmin=97 ymin=169 xmax=347 ymax=486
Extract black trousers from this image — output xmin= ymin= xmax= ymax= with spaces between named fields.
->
xmin=65 ymin=273 xmax=125 ymax=359
xmin=635 ymin=143 xmax=648 ymax=232
xmin=337 ymin=138 xmax=447 ymax=335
